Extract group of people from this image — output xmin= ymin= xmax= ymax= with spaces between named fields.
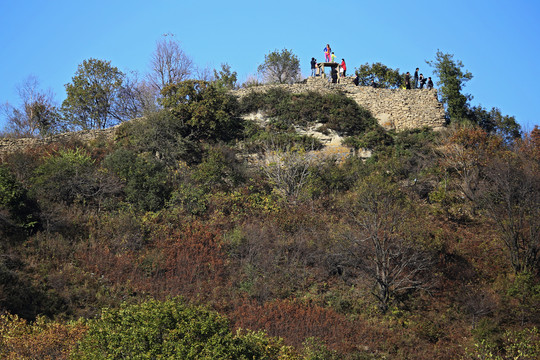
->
xmin=311 ymin=44 xmax=435 ymax=90
xmin=404 ymin=68 xmax=433 ymax=90
xmin=310 ymin=44 xmax=347 ymax=81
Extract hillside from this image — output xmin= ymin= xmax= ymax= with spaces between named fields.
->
xmin=0 ymin=80 xmax=538 ymax=359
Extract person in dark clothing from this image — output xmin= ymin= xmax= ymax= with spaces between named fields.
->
xmin=405 ymin=72 xmax=411 ymax=89
xmin=419 ymin=74 xmax=426 ymax=89
xmin=311 ymin=58 xmax=317 ymax=77
xmin=427 ymin=77 xmax=434 ymax=90
xmin=331 ymin=67 xmax=338 ymax=83
xmin=353 ymin=74 xmax=359 ymax=86
xmin=414 ymin=68 xmax=419 ymax=88
xmin=371 ymin=79 xmax=377 ymax=88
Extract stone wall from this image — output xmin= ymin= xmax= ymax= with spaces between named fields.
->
xmin=233 ymin=77 xmax=446 ymax=131
xmin=0 ymin=126 xmax=118 ymax=157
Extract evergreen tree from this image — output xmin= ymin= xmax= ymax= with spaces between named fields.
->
xmin=426 ymin=50 xmax=473 ymax=122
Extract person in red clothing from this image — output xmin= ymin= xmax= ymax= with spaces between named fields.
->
xmin=340 ymin=59 xmax=347 ymax=77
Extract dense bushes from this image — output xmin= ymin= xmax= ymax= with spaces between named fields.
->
xmin=239 ymin=88 xmax=378 ymax=136
xmin=0 ymin=165 xmax=39 ymax=231
xmin=104 ymin=148 xmax=171 ymax=212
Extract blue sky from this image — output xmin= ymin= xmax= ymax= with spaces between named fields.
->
xmin=1 ymin=0 xmax=539 ymax=130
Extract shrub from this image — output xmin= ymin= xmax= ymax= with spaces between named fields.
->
xmin=0 ymin=314 xmax=87 ymax=360
xmin=104 ymin=148 xmax=171 ymax=212
xmin=191 ymin=145 xmax=246 ymax=192
xmin=0 ymin=165 xmax=39 ymax=231
xmin=73 ymin=298 xmax=299 ymax=359
xmin=115 ymin=110 xmax=203 ymax=166
xmin=31 ymin=148 xmax=96 ymax=205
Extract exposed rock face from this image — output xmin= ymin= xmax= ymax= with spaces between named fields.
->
xmin=233 ymin=77 xmax=446 ymax=131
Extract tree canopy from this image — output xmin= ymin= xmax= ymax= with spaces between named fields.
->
xmin=354 ymin=62 xmax=403 ymax=89
xmin=61 ymin=58 xmax=129 ymax=130
xmin=426 ymin=50 xmax=473 ymax=121
xmin=257 ymin=48 xmax=301 ymax=84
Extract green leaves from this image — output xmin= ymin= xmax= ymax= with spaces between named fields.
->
xmin=160 ymin=80 xmax=242 ymax=142
xmin=62 ymin=58 xmax=126 ymax=130
xmin=73 ymin=298 xmax=297 ymax=359
xmin=426 ymin=50 xmax=473 ymax=121
xmin=354 ymin=62 xmax=403 ymax=88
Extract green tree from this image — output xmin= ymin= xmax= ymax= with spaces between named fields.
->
xmin=213 ymin=63 xmax=238 ymax=90
xmin=426 ymin=50 xmax=473 ymax=121
xmin=160 ymin=80 xmax=242 ymax=142
xmin=257 ymin=48 xmax=301 ymax=84
xmin=354 ymin=62 xmax=403 ymax=88
xmin=61 ymin=58 xmax=128 ymax=130
xmin=467 ymin=105 xmax=521 ymax=143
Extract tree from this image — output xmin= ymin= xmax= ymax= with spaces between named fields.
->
xmin=439 ymin=126 xmax=503 ymax=204
xmin=261 ymin=142 xmax=313 ymax=202
xmin=354 ymin=62 xmax=403 ymax=88
xmin=213 ymin=63 xmax=238 ymax=90
xmin=481 ymin=149 xmax=540 ymax=274
xmin=61 ymin=58 xmax=128 ymax=130
xmin=426 ymin=50 xmax=473 ymax=121
xmin=159 ymin=80 xmax=242 ymax=142
xmin=257 ymin=48 xmax=301 ymax=84
xmin=147 ymin=35 xmax=194 ymax=92
xmin=341 ymin=174 xmax=434 ymax=313
xmin=1 ymin=75 xmax=58 ymax=137
xmin=467 ymin=105 xmax=521 ymax=143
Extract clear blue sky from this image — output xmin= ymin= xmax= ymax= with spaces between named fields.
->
xmin=1 ymin=0 xmax=538 ymax=130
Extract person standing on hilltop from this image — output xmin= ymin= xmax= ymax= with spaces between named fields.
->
xmin=414 ymin=68 xmax=419 ymax=88
xmin=311 ymin=57 xmax=317 ymax=77
xmin=331 ymin=52 xmax=336 ymax=63
xmin=340 ymin=58 xmax=347 ymax=77
xmin=405 ymin=72 xmax=411 ymax=89
xmin=324 ymin=44 xmax=331 ymax=62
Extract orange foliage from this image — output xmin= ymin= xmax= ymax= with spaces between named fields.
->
xmin=228 ymin=298 xmax=383 ymax=353
xmin=76 ymin=220 xmax=229 ymax=303
xmin=0 ymin=314 xmax=87 ymax=360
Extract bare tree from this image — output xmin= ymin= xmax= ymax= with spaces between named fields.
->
xmin=1 ymin=75 xmax=58 ymax=137
xmin=341 ymin=174 xmax=434 ymax=313
xmin=481 ymin=153 xmax=540 ymax=274
xmin=147 ymin=35 xmax=194 ymax=92
xmin=261 ymin=141 xmax=312 ymax=202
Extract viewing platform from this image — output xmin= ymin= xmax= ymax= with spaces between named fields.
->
xmin=316 ymin=62 xmax=344 ymax=81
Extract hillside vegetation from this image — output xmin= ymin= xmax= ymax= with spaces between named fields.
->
xmin=0 ymin=78 xmax=539 ymax=359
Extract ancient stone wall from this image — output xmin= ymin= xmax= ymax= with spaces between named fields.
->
xmin=0 ymin=126 xmax=118 ymax=157
xmin=233 ymin=77 xmax=446 ymax=131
